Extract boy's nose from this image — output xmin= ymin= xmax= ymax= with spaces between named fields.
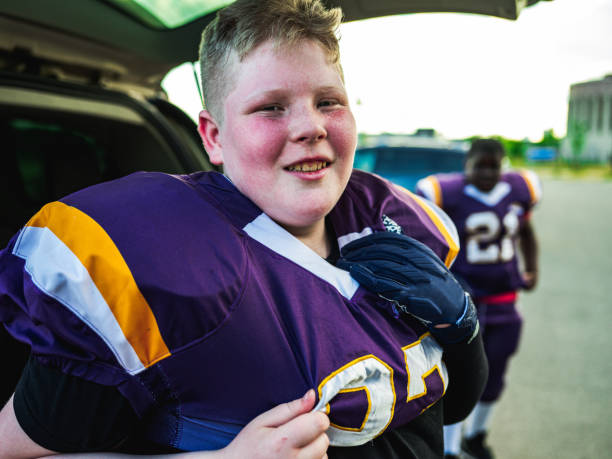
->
xmin=289 ymin=107 xmax=327 ymax=143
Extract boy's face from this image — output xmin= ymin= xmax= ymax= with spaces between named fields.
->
xmin=199 ymin=39 xmax=356 ymax=233
xmin=465 ymin=151 xmax=503 ymax=192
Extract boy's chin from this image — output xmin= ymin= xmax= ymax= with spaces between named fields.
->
xmin=269 ymin=207 xmax=330 ymax=232
xmin=471 ymin=178 xmax=499 ymax=192
xmin=475 ymin=184 xmax=495 ymax=192
xmin=274 ymin=213 xmax=325 ymax=230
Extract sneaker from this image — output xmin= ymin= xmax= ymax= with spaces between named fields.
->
xmin=445 ymin=453 xmax=471 ymax=459
xmin=461 ymin=432 xmax=494 ymax=459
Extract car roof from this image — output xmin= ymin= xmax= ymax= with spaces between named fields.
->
xmin=0 ymin=0 xmax=550 ymax=93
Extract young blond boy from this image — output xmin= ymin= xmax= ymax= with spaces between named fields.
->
xmin=0 ymin=1 xmax=486 ymax=457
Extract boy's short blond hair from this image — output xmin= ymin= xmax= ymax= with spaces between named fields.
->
xmin=199 ymin=0 xmax=343 ymax=123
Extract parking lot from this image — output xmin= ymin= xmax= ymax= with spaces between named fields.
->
xmin=488 ymin=177 xmax=612 ymax=458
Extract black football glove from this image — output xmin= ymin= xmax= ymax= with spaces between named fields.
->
xmin=337 ymin=232 xmax=478 ymax=345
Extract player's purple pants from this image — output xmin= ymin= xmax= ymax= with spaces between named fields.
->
xmin=475 ymin=298 xmax=523 ymax=402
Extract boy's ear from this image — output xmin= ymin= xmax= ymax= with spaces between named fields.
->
xmin=198 ymin=110 xmax=224 ymax=165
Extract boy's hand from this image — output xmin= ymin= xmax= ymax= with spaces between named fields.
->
xmin=337 ymin=232 xmax=478 ymax=345
xmin=222 ymin=390 xmax=329 ymax=459
xmin=522 ymin=271 xmax=538 ymax=290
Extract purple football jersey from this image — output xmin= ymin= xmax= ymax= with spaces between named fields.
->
xmin=416 ymin=170 xmax=541 ymax=298
xmin=0 ymin=170 xmax=459 ymax=451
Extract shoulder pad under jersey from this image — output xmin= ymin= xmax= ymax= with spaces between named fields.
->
xmin=415 ymin=173 xmax=464 ymax=209
xmin=503 ymin=170 xmax=542 ymax=209
xmin=2 ymin=171 xmax=247 ymax=382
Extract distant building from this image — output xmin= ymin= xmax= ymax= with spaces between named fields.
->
xmin=561 ymin=74 xmax=612 ymax=162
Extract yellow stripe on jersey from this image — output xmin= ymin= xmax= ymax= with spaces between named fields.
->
xmin=426 ymin=176 xmax=443 ymax=207
xmin=519 ymin=170 xmax=541 ymax=205
xmin=25 ymin=201 xmax=170 ymax=370
xmin=394 ymin=186 xmax=459 ymax=267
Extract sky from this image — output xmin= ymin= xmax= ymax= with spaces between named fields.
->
xmin=162 ymin=0 xmax=612 ymax=142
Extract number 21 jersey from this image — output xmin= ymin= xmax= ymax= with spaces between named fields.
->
xmin=416 ymin=171 xmax=541 ymax=298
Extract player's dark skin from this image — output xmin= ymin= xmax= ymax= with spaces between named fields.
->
xmin=465 ymin=150 xmax=539 ymax=290
xmin=465 ymin=151 xmax=502 ymax=193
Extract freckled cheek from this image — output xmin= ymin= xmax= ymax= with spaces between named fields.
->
xmin=238 ymin=120 xmax=287 ymax=163
xmin=327 ymin=112 xmax=357 ymax=160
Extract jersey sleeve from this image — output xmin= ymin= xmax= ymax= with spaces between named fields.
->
xmin=1 ymin=171 xmax=247 ymax=421
xmin=518 ymin=169 xmax=543 ymax=210
xmin=333 ymin=171 xmax=460 ymax=269
xmin=0 ymin=200 xmax=163 ymax=417
xmin=415 ymin=175 xmax=443 ymax=207
xmin=392 ymin=185 xmax=460 ymax=268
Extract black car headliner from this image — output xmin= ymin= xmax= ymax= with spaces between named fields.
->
xmin=0 ymin=0 xmax=551 ymax=92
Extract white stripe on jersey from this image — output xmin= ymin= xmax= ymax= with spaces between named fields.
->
xmin=13 ymin=226 xmax=146 ymax=375
xmin=407 ymin=192 xmax=460 ymax=267
xmin=243 ymin=213 xmax=360 ymax=300
xmin=419 ymin=199 xmax=460 ymax=259
xmin=337 ymin=227 xmax=374 ymax=251
xmin=415 ymin=177 xmax=438 ymax=204
xmin=521 ymin=169 xmax=542 ymax=204
xmin=464 ymin=182 xmax=511 ymax=207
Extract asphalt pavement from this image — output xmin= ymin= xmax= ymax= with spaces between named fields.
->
xmin=488 ymin=177 xmax=612 ymax=458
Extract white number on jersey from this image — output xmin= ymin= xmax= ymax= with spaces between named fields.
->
xmin=315 ymin=334 xmax=447 ymax=446
xmin=465 ymin=210 xmax=519 ymax=264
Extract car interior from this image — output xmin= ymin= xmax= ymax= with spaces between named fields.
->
xmin=0 ymin=73 xmax=216 ymax=247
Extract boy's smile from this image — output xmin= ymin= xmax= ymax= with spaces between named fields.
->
xmin=199 ymin=39 xmax=357 ymax=251
xmin=286 ymin=160 xmax=328 ymax=172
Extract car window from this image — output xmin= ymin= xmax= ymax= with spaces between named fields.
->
xmin=106 ymin=0 xmax=236 ymax=29
xmin=0 ymin=86 xmax=188 ymax=246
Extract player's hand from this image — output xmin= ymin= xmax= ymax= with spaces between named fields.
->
xmin=522 ymin=271 xmax=538 ymax=290
xmin=221 ymin=389 xmax=329 ymax=459
xmin=337 ymin=232 xmax=478 ymax=345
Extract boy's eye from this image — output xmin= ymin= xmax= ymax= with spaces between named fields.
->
xmin=318 ymin=99 xmax=338 ymax=108
xmin=260 ymin=105 xmax=283 ymax=112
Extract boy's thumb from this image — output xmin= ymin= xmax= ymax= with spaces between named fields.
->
xmin=257 ymin=389 xmax=316 ymax=428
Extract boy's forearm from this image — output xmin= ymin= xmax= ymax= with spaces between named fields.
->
xmin=43 ymin=451 xmax=223 ymax=458
xmin=519 ymin=220 xmax=538 ymax=273
xmin=0 ymin=394 xmax=223 ymax=459
xmin=441 ymin=329 xmax=488 ymax=424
